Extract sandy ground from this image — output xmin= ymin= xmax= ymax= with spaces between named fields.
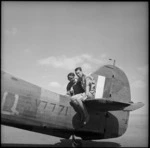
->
xmin=1 ymin=113 xmax=148 ymax=147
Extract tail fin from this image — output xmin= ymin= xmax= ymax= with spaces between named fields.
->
xmin=91 ymin=65 xmax=131 ymax=103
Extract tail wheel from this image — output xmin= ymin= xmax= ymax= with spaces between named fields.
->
xmin=72 ymin=135 xmax=82 ymax=148
xmin=72 ymin=140 xmax=82 ymax=147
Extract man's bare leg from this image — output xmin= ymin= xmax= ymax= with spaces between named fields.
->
xmin=70 ymin=94 xmax=89 ymax=127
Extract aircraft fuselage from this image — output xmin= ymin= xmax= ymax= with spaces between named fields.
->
xmin=1 ymin=65 xmax=132 ymax=140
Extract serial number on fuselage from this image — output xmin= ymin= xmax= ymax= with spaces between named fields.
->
xmin=1 ymin=91 xmax=72 ymax=118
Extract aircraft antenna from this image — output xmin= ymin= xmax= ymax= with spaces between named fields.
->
xmin=109 ymin=59 xmax=116 ymax=66
xmin=113 ymin=60 xmax=116 ymax=66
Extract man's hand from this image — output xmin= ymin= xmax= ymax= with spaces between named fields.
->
xmin=81 ymin=93 xmax=87 ymax=101
xmin=66 ymin=91 xmax=71 ymax=96
xmin=66 ymin=89 xmax=74 ymax=96
xmin=70 ymin=87 xmax=74 ymax=94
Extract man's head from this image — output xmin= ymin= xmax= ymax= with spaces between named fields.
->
xmin=67 ymin=72 xmax=75 ymax=82
xmin=75 ymin=67 xmax=83 ymax=78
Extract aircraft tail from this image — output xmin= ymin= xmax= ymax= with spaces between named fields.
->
xmin=88 ymin=65 xmax=144 ymax=139
xmin=91 ymin=65 xmax=131 ymax=104
xmin=84 ymin=99 xmax=144 ymax=112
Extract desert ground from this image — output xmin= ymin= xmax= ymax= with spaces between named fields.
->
xmin=1 ymin=113 xmax=148 ymax=147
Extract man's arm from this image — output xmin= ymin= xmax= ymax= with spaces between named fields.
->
xmin=66 ymin=91 xmax=71 ymax=96
xmin=85 ymin=77 xmax=90 ymax=96
xmin=66 ymin=82 xmax=74 ymax=96
xmin=85 ymin=76 xmax=95 ymax=99
xmin=66 ymin=83 xmax=71 ymax=96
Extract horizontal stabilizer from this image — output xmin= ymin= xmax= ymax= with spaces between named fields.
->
xmin=123 ymin=102 xmax=144 ymax=111
xmin=83 ymin=99 xmax=144 ymax=112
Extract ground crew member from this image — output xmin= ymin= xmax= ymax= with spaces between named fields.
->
xmin=66 ymin=72 xmax=85 ymax=96
xmin=75 ymin=67 xmax=95 ymax=100
xmin=69 ymin=67 xmax=96 ymax=128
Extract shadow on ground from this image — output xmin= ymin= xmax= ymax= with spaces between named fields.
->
xmin=54 ymin=139 xmax=121 ymax=147
xmin=2 ymin=139 xmax=121 ymax=147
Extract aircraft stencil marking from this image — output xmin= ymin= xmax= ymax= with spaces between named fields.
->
xmin=95 ymin=75 xmax=106 ymax=98
xmin=58 ymin=105 xmax=65 ymax=114
xmin=31 ymin=97 xmax=71 ymax=116
xmin=1 ymin=91 xmax=8 ymax=110
xmin=36 ymin=99 xmax=41 ymax=108
xmin=1 ymin=92 xmax=11 ymax=115
xmin=44 ymin=102 xmax=48 ymax=109
xmin=65 ymin=107 xmax=69 ymax=116
xmin=38 ymin=101 xmax=47 ymax=109
xmin=37 ymin=101 xmax=48 ymax=113
xmin=50 ymin=103 xmax=56 ymax=112
xmin=11 ymin=94 xmax=19 ymax=115
xmin=2 ymin=92 xmax=19 ymax=115
xmin=2 ymin=91 xmax=70 ymax=117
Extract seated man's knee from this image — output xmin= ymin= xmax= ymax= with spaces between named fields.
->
xmin=70 ymin=98 xmax=77 ymax=104
xmin=72 ymin=94 xmax=83 ymax=100
xmin=87 ymin=92 xmax=95 ymax=99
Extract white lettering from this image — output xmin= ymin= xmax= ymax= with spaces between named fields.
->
xmin=11 ymin=94 xmax=19 ymax=115
xmin=1 ymin=92 xmax=8 ymax=110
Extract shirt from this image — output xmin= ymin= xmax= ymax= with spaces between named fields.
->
xmin=66 ymin=79 xmax=85 ymax=96
xmin=80 ymin=74 xmax=96 ymax=96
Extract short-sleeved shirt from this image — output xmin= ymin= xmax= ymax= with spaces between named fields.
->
xmin=66 ymin=79 xmax=85 ymax=96
xmin=80 ymin=74 xmax=95 ymax=96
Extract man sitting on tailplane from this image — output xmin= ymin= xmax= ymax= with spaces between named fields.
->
xmin=69 ymin=67 xmax=96 ymax=128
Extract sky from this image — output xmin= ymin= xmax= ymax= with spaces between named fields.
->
xmin=2 ymin=2 xmax=148 ymax=115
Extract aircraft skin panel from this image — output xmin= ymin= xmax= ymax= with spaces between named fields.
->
xmin=1 ymin=71 xmax=105 ymax=139
xmin=103 ymin=78 xmax=112 ymax=98
xmin=103 ymin=111 xmax=129 ymax=138
xmin=2 ymin=72 xmax=41 ymax=99
xmin=92 ymin=65 xmax=131 ymax=103
xmin=1 ymin=72 xmax=74 ymax=129
xmin=1 ymin=64 xmax=143 ymax=140
xmin=1 ymin=113 xmax=73 ymax=139
xmin=1 ymin=92 xmax=74 ymax=130
xmin=92 ymin=65 xmax=131 ymax=138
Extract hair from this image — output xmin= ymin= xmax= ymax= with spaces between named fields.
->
xmin=75 ymin=67 xmax=82 ymax=72
xmin=67 ymin=72 xmax=75 ymax=80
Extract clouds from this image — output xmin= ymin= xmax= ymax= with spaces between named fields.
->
xmin=38 ymin=53 xmax=108 ymax=94
xmin=47 ymin=81 xmax=66 ymax=94
xmin=48 ymin=81 xmax=61 ymax=88
xmin=38 ymin=54 xmax=148 ymax=91
xmin=38 ymin=53 xmax=107 ymax=73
